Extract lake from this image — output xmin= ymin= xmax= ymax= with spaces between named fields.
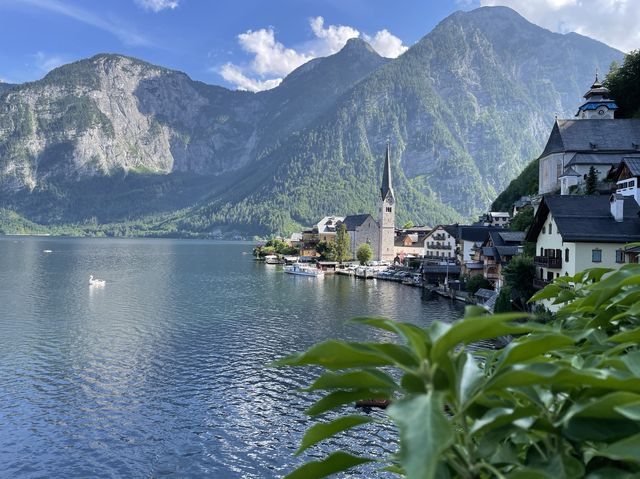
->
xmin=0 ymin=237 xmax=464 ymax=478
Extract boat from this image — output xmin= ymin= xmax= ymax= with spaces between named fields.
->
xmin=284 ymin=263 xmax=324 ymax=277
xmin=355 ymin=267 xmax=375 ymax=279
xmin=264 ymin=255 xmax=280 ymax=264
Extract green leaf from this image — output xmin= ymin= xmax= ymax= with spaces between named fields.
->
xmin=614 ymin=401 xmax=640 ymax=420
xmin=595 ymin=433 xmax=640 ymax=463
xmin=305 ymin=389 xmax=392 ymax=416
xmin=304 ymin=370 xmax=398 ymax=391
xmin=529 ymin=284 xmax=562 ymax=302
xmin=351 ymin=317 xmax=430 ymax=360
xmin=387 ymin=392 xmax=453 ymax=479
xmin=563 ymin=392 xmax=640 ymax=422
xmin=456 ymin=353 xmax=484 ymax=409
xmin=284 ymin=451 xmax=374 ymax=479
xmin=494 ymin=333 xmax=574 ymax=371
xmin=295 ymin=415 xmax=372 ymax=455
xmin=430 ymin=312 xmax=533 ymax=364
xmin=271 ymin=340 xmax=396 ymax=369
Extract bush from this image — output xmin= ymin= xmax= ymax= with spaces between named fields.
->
xmin=465 ymin=274 xmax=491 ymax=294
xmin=275 ymin=263 xmax=640 ymax=478
xmin=494 ymin=285 xmax=512 ymax=312
xmin=356 ymin=243 xmax=373 ymax=265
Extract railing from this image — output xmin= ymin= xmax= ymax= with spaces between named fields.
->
xmin=533 ymin=278 xmax=551 ymax=289
xmin=534 ymin=256 xmax=562 ymax=268
xmin=427 ymin=243 xmax=452 ymax=250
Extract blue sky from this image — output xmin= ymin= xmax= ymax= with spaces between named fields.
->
xmin=1 ymin=0 xmax=638 ymax=91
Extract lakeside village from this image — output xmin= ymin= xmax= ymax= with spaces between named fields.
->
xmin=254 ymin=76 xmax=640 ymax=313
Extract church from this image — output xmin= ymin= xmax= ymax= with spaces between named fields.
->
xmin=336 ymin=142 xmax=396 ymax=262
xmin=538 ymin=75 xmax=640 ymax=195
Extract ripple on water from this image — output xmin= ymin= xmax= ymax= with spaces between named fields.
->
xmin=0 ymin=238 xmax=465 ymax=478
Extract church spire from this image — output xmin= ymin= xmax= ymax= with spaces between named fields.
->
xmin=380 ymin=140 xmax=394 ymax=200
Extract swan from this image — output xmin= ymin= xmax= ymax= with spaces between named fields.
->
xmin=89 ymin=275 xmax=106 ymax=286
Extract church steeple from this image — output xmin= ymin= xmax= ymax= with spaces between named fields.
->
xmin=378 ymin=140 xmax=395 ymax=262
xmin=576 ymin=71 xmax=618 ymax=119
xmin=380 ymin=140 xmax=394 ymax=201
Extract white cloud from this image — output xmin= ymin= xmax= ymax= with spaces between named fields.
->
xmin=17 ymin=0 xmax=150 ymax=46
xmin=219 ymin=63 xmax=283 ymax=92
xmin=218 ymin=16 xmax=408 ymax=92
xmin=238 ymin=28 xmax=312 ymax=76
xmin=364 ymin=29 xmax=408 ymax=58
xmin=135 ymin=0 xmax=179 ymax=12
xmin=480 ymin=0 xmax=640 ymax=52
xmin=33 ymin=51 xmax=66 ymax=72
xmin=309 ymin=16 xmax=360 ymax=56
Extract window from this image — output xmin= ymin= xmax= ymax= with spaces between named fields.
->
xmin=542 ymin=225 xmax=546 ymax=234
xmin=549 ymin=223 xmax=553 ymax=234
xmin=540 ymin=247 xmax=544 ymax=256
xmin=565 ymin=248 xmax=569 ymax=263
xmin=592 ymin=249 xmax=602 ymax=263
xmin=386 ymin=207 xmax=392 ymax=213
xmin=616 ymin=249 xmax=625 ymax=264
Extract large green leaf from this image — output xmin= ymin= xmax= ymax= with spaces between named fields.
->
xmin=304 ymin=369 xmax=398 ymax=391
xmin=295 ymin=415 xmax=373 ymax=455
xmin=455 ymin=353 xmax=484 ymax=409
xmin=387 ymin=392 xmax=453 ymax=479
xmin=493 ymin=333 xmax=574 ymax=372
xmin=561 ymin=391 xmax=640 ymax=422
xmin=284 ymin=451 xmax=374 ymax=479
xmin=351 ymin=317 xmax=430 ymax=360
xmin=486 ymin=363 xmax=640 ymax=393
xmin=430 ymin=312 xmax=533 ymax=364
xmin=595 ymin=433 xmax=640 ymax=463
xmin=271 ymin=340 xmax=396 ymax=369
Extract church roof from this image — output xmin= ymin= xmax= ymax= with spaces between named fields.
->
xmin=380 ymin=142 xmax=394 ymax=201
xmin=526 ymin=195 xmax=640 ymax=243
xmin=559 ymin=166 xmax=581 ymax=178
xmin=539 ymin=119 xmax=640 ymax=158
xmin=340 ymin=214 xmax=374 ymax=231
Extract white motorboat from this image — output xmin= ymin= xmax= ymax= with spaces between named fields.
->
xmin=284 ymin=263 xmax=324 ymax=277
xmin=264 ymin=254 xmax=280 ymax=264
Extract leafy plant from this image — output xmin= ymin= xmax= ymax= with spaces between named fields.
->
xmin=275 ymin=263 xmax=640 ymax=478
xmin=356 ymin=243 xmax=373 ymax=265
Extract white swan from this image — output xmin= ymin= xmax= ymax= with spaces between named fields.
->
xmin=89 ymin=275 xmax=106 ymax=287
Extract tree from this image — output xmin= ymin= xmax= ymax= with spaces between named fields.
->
xmin=502 ymin=255 xmax=536 ymax=309
xmin=465 ymin=274 xmax=490 ymax=295
xmin=275 ymin=264 xmax=640 ymax=478
xmin=356 ymin=243 xmax=373 ymax=265
xmin=509 ymin=206 xmax=533 ymax=233
xmin=605 ymin=50 xmax=640 ymax=118
xmin=315 ymin=241 xmax=336 ymax=261
xmin=585 ymin=165 xmax=598 ymax=195
xmin=494 ymin=285 xmax=512 ymax=312
xmin=402 ymin=221 xmax=414 ymax=229
xmin=334 ymin=223 xmax=351 ymax=262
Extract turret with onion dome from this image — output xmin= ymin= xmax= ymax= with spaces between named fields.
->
xmin=576 ymin=73 xmax=618 ymax=119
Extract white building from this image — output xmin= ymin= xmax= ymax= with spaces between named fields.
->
xmin=526 ymin=195 xmax=640 ymax=305
xmin=423 ymin=225 xmax=455 ymax=261
xmin=538 ymin=77 xmax=640 ymax=195
xmin=612 ymin=158 xmax=640 ymax=205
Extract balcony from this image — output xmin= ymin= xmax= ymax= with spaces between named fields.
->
xmin=534 ymin=256 xmax=562 ymax=268
xmin=533 ymin=278 xmax=551 ymax=289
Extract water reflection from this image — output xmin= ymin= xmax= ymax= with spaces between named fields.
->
xmin=0 ymin=238 xmax=464 ymax=478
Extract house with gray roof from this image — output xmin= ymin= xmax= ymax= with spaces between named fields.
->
xmin=611 ymin=157 xmax=640 ymax=205
xmin=337 ymin=214 xmax=379 ymax=260
xmin=538 ymin=77 xmax=640 ymax=194
xmin=526 ymin=194 xmax=640 ymax=295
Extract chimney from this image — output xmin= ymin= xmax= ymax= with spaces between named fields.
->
xmin=610 ymin=194 xmax=624 ymax=222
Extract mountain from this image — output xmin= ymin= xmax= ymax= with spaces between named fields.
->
xmin=0 ymin=6 xmax=625 ymax=235
xmin=0 ymin=82 xmax=15 ymax=95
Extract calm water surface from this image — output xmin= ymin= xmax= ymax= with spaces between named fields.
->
xmin=0 ymin=237 xmax=464 ymax=478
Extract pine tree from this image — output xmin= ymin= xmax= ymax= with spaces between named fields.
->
xmin=585 ymin=166 xmax=598 ymax=195
xmin=334 ymin=223 xmax=351 ymax=262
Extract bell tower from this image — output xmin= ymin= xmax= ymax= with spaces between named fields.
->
xmin=378 ymin=141 xmax=395 ymax=262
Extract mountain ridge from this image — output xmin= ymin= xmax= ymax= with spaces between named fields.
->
xmin=0 ymin=6 xmax=626 ymax=235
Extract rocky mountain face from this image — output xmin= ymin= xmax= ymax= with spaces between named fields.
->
xmin=0 ymin=7 xmax=625 ymax=234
